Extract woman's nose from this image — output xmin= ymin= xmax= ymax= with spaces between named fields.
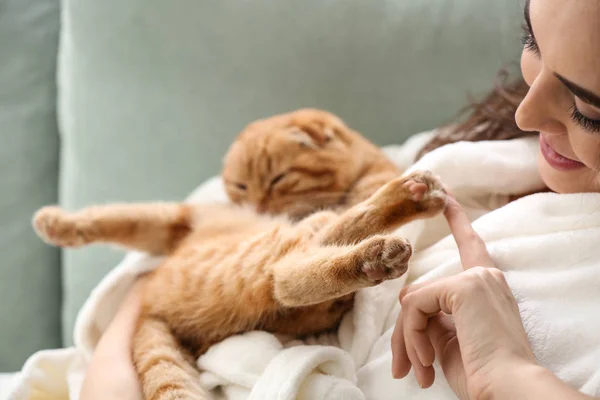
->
xmin=516 ymin=70 xmax=568 ymax=136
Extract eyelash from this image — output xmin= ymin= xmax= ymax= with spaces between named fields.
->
xmin=521 ymin=24 xmax=540 ymax=57
xmin=569 ymin=105 xmax=600 ymax=133
xmin=522 ymin=23 xmax=600 ymax=133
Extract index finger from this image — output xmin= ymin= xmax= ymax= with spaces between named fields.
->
xmin=443 ymin=193 xmax=494 ymax=270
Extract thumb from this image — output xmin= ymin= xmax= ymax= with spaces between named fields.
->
xmin=427 ymin=313 xmax=469 ymax=400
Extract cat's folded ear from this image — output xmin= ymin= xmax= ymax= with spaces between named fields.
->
xmin=289 ymin=126 xmax=335 ymax=149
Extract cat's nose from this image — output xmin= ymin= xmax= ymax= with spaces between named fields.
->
xmin=256 ymin=203 xmax=268 ymax=214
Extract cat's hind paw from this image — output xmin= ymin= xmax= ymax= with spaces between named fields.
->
xmin=33 ymin=206 xmax=90 ymax=248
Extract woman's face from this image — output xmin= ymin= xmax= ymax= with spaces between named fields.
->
xmin=516 ymin=0 xmax=600 ymax=193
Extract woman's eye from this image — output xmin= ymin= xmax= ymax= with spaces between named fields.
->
xmin=570 ymin=105 xmax=600 ymax=134
xmin=235 ymin=183 xmax=247 ymax=190
xmin=270 ymin=174 xmax=286 ymax=187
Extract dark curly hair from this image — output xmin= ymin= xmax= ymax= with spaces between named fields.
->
xmin=416 ymin=70 xmax=537 ymax=160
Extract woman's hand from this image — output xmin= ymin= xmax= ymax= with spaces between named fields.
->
xmin=391 ymin=195 xmax=537 ymax=399
xmin=80 ymin=278 xmax=145 ymax=400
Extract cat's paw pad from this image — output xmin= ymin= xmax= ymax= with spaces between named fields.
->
xmin=361 ymin=236 xmax=412 ymax=284
xmin=404 ymin=180 xmax=429 ymax=202
xmin=33 ymin=206 xmax=88 ymax=247
xmin=403 ymin=170 xmax=447 ymax=215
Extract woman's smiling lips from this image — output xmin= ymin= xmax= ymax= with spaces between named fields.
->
xmin=539 ymin=134 xmax=586 ymax=171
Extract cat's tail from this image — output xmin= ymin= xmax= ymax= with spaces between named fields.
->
xmin=32 ymin=203 xmax=194 ymax=255
xmin=134 ymin=316 xmax=212 ymax=400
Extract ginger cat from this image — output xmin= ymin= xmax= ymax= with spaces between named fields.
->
xmin=222 ymin=108 xmax=407 ymax=218
xmin=33 ymin=109 xmax=447 ymax=400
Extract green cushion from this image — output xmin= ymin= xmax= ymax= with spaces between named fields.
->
xmin=59 ymin=0 xmax=525 ymax=342
xmin=0 ymin=0 xmax=61 ymax=370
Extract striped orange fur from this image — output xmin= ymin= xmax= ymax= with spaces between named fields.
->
xmin=33 ymin=109 xmax=446 ymax=399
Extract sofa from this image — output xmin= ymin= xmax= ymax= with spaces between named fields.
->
xmin=0 ymin=0 xmax=525 ymax=377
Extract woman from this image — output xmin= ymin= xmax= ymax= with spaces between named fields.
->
xmin=81 ymin=0 xmax=600 ymax=398
xmin=392 ymin=0 xmax=600 ymax=399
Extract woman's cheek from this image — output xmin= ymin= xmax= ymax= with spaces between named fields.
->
xmin=572 ymin=131 xmax=600 ymax=171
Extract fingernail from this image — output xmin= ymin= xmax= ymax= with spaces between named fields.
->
xmin=416 ymin=371 xmax=428 ymax=389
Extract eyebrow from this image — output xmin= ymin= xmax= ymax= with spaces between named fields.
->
xmin=555 ymin=75 xmax=600 ymax=109
xmin=525 ymin=0 xmax=600 ymax=109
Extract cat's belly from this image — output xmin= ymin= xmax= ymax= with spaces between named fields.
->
xmin=173 ymin=294 xmax=356 ymax=357
xmin=143 ymin=258 xmax=354 ymax=356
xmin=259 ymin=294 xmax=355 ymax=336
xmin=141 ymin=222 xmax=322 ymax=352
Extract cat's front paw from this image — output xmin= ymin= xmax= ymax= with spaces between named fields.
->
xmin=372 ymin=170 xmax=447 ymax=220
xmin=33 ymin=206 xmax=90 ymax=247
xmin=360 ymin=236 xmax=412 ymax=284
xmin=402 ymin=170 xmax=447 ymax=217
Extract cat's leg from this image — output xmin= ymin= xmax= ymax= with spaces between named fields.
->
xmin=134 ymin=315 xmax=211 ymax=400
xmin=33 ymin=203 xmax=195 ymax=255
xmin=272 ymin=234 xmax=411 ymax=306
xmin=317 ymin=170 xmax=447 ymax=245
xmin=344 ymin=169 xmax=400 ymax=205
xmin=295 ymin=210 xmax=338 ymax=233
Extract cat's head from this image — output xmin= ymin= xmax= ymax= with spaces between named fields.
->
xmin=222 ymin=109 xmax=373 ymax=218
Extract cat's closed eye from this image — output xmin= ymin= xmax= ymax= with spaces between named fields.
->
xmin=270 ymin=173 xmax=286 ymax=187
xmin=235 ymin=183 xmax=247 ymax=190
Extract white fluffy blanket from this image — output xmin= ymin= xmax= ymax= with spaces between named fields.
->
xmin=9 ymin=133 xmax=600 ymax=400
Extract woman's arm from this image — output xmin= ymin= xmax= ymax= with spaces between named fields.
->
xmin=492 ymin=363 xmax=592 ymax=400
xmin=79 ymin=279 xmax=145 ymax=400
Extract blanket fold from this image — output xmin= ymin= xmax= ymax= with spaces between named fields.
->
xmin=10 ymin=133 xmax=600 ymax=400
